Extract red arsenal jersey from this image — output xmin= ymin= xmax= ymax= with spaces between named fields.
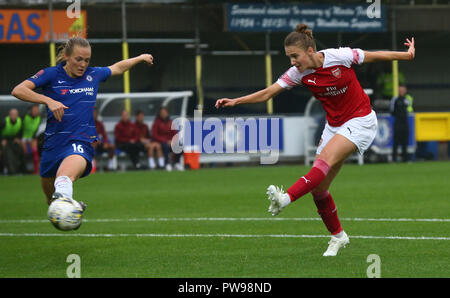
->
xmin=276 ymin=47 xmax=372 ymax=127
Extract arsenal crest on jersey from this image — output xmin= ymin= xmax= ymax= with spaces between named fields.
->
xmin=331 ymin=67 xmax=341 ymax=79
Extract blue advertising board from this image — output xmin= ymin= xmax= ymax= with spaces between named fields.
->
xmin=226 ymin=3 xmax=386 ymax=32
xmin=175 ymin=117 xmax=284 ymax=154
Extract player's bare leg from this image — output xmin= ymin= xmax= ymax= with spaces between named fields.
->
xmin=56 ymin=154 xmax=87 ymax=182
xmin=267 ymin=134 xmax=355 ymax=256
xmin=310 ymin=157 xmax=349 ymax=256
xmin=41 ymin=177 xmax=55 ymax=205
xmin=317 ymin=134 xmax=357 ymax=168
xmin=312 ymin=156 xmax=345 ymax=193
xmin=268 ymin=134 xmax=356 ymax=216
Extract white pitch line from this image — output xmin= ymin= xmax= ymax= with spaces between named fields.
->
xmin=0 ymin=217 xmax=449 ymax=224
xmin=0 ymin=233 xmax=449 ymax=241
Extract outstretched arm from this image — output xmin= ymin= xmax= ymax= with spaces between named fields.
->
xmin=215 ymin=83 xmax=284 ymax=109
xmin=108 ymin=54 xmax=154 ymax=76
xmin=363 ymin=37 xmax=415 ymax=63
xmin=11 ymin=80 xmax=67 ymax=122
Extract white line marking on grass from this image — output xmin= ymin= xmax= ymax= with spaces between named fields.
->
xmin=1 ymin=217 xmax=449 ymax=224
xmin=0 ymin=233 xmax=449 ymax=241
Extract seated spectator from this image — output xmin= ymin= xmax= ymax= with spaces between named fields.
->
xmin=92 ymin=108 xmax=117 ymax=171
xmin=21 ymin=104 xmax=42 ymax=174
xmin=1 ymin=108 xmax=26 ymax=175
xmin=114 ymin=110 xmax=142 ymax=169
xmin=134 ymin=110 xmax=163 ymax=170
xmin=151 ymin=107 xmax=183 ymax=171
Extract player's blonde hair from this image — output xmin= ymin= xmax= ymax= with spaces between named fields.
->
xmin=55 ymin=36 xmax=90 ymax=64
xmin=284 ymin=24 xmax=317 ymax=52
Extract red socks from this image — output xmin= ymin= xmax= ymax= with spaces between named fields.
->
xmin=312 ymin=190 xmax=343 ymax=235
xmin=32 ymin=148 xmax=39 ymax=175
xmin=285 ymin=158 xmax=343 ymax=235
xmin=287 ymin=159 xmax=330 ymax=202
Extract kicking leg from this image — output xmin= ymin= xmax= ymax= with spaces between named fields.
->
xmin=281 ymin=134 xmax=356 ymax=207
xmin=267 ymin=135 xmax=355 ymax=216
xmin=52 ymin=155 xmax=87 ymax=209
xmin=267 ymin=134 xmax=355 ymax=216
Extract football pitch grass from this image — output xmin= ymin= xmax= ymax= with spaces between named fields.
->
xmin=0 ymin=161 xmax=449 ymax=278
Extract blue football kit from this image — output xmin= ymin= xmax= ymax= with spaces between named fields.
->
xmin=27 ymin=62 xmax=111 ymax=178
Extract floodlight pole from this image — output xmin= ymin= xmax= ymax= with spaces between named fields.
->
xmin=121 ymin=0 xmax=131 ymax=113
xmin=194 ymin=0 xmax=204 ymax=115
xmin=263 ymin=0 xmax=273 ymax=115
xmin=48 ymin=0 xmax=56 ymax=66
xmin=391 ymin=4 xmax=399 ymax=98
xmin=265 ymin=31 xmax=273 ymax=115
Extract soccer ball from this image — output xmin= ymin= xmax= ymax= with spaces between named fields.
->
xmin=48 ymin=197 xmax=84 ymax=231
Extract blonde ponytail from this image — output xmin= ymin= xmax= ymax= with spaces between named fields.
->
xmin=55 ymin=36 xmax=90 ymax=64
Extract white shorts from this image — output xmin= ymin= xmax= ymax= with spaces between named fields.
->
xmin=316 ymin=110 xmax=378 ymax=155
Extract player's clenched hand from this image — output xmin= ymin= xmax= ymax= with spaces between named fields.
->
xmin=141 ymin=54 xmax=154 ymax=66
xmin=47 ymin=99 xmax=68 ymax=122
xmin=404 ymin=37 xmax=415 ymax=60
xmin=215 ymin=98 xmax=236 ymax=109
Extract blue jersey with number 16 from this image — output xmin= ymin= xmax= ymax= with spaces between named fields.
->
xmin=27 ymin=62 xmax=111 ymax=150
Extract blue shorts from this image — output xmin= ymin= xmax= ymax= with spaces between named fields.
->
xmin=40 ymin=141 xmax=94 ymax=178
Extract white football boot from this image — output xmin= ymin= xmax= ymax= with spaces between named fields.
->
xmin=323 ymin=231 xmax=350 ymax=256
xmin=266 ymin=185 xmax=290 ymax=216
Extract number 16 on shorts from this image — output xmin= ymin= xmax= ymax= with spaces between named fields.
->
xmin=72 ymin=143 xmax=84 ymax=153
